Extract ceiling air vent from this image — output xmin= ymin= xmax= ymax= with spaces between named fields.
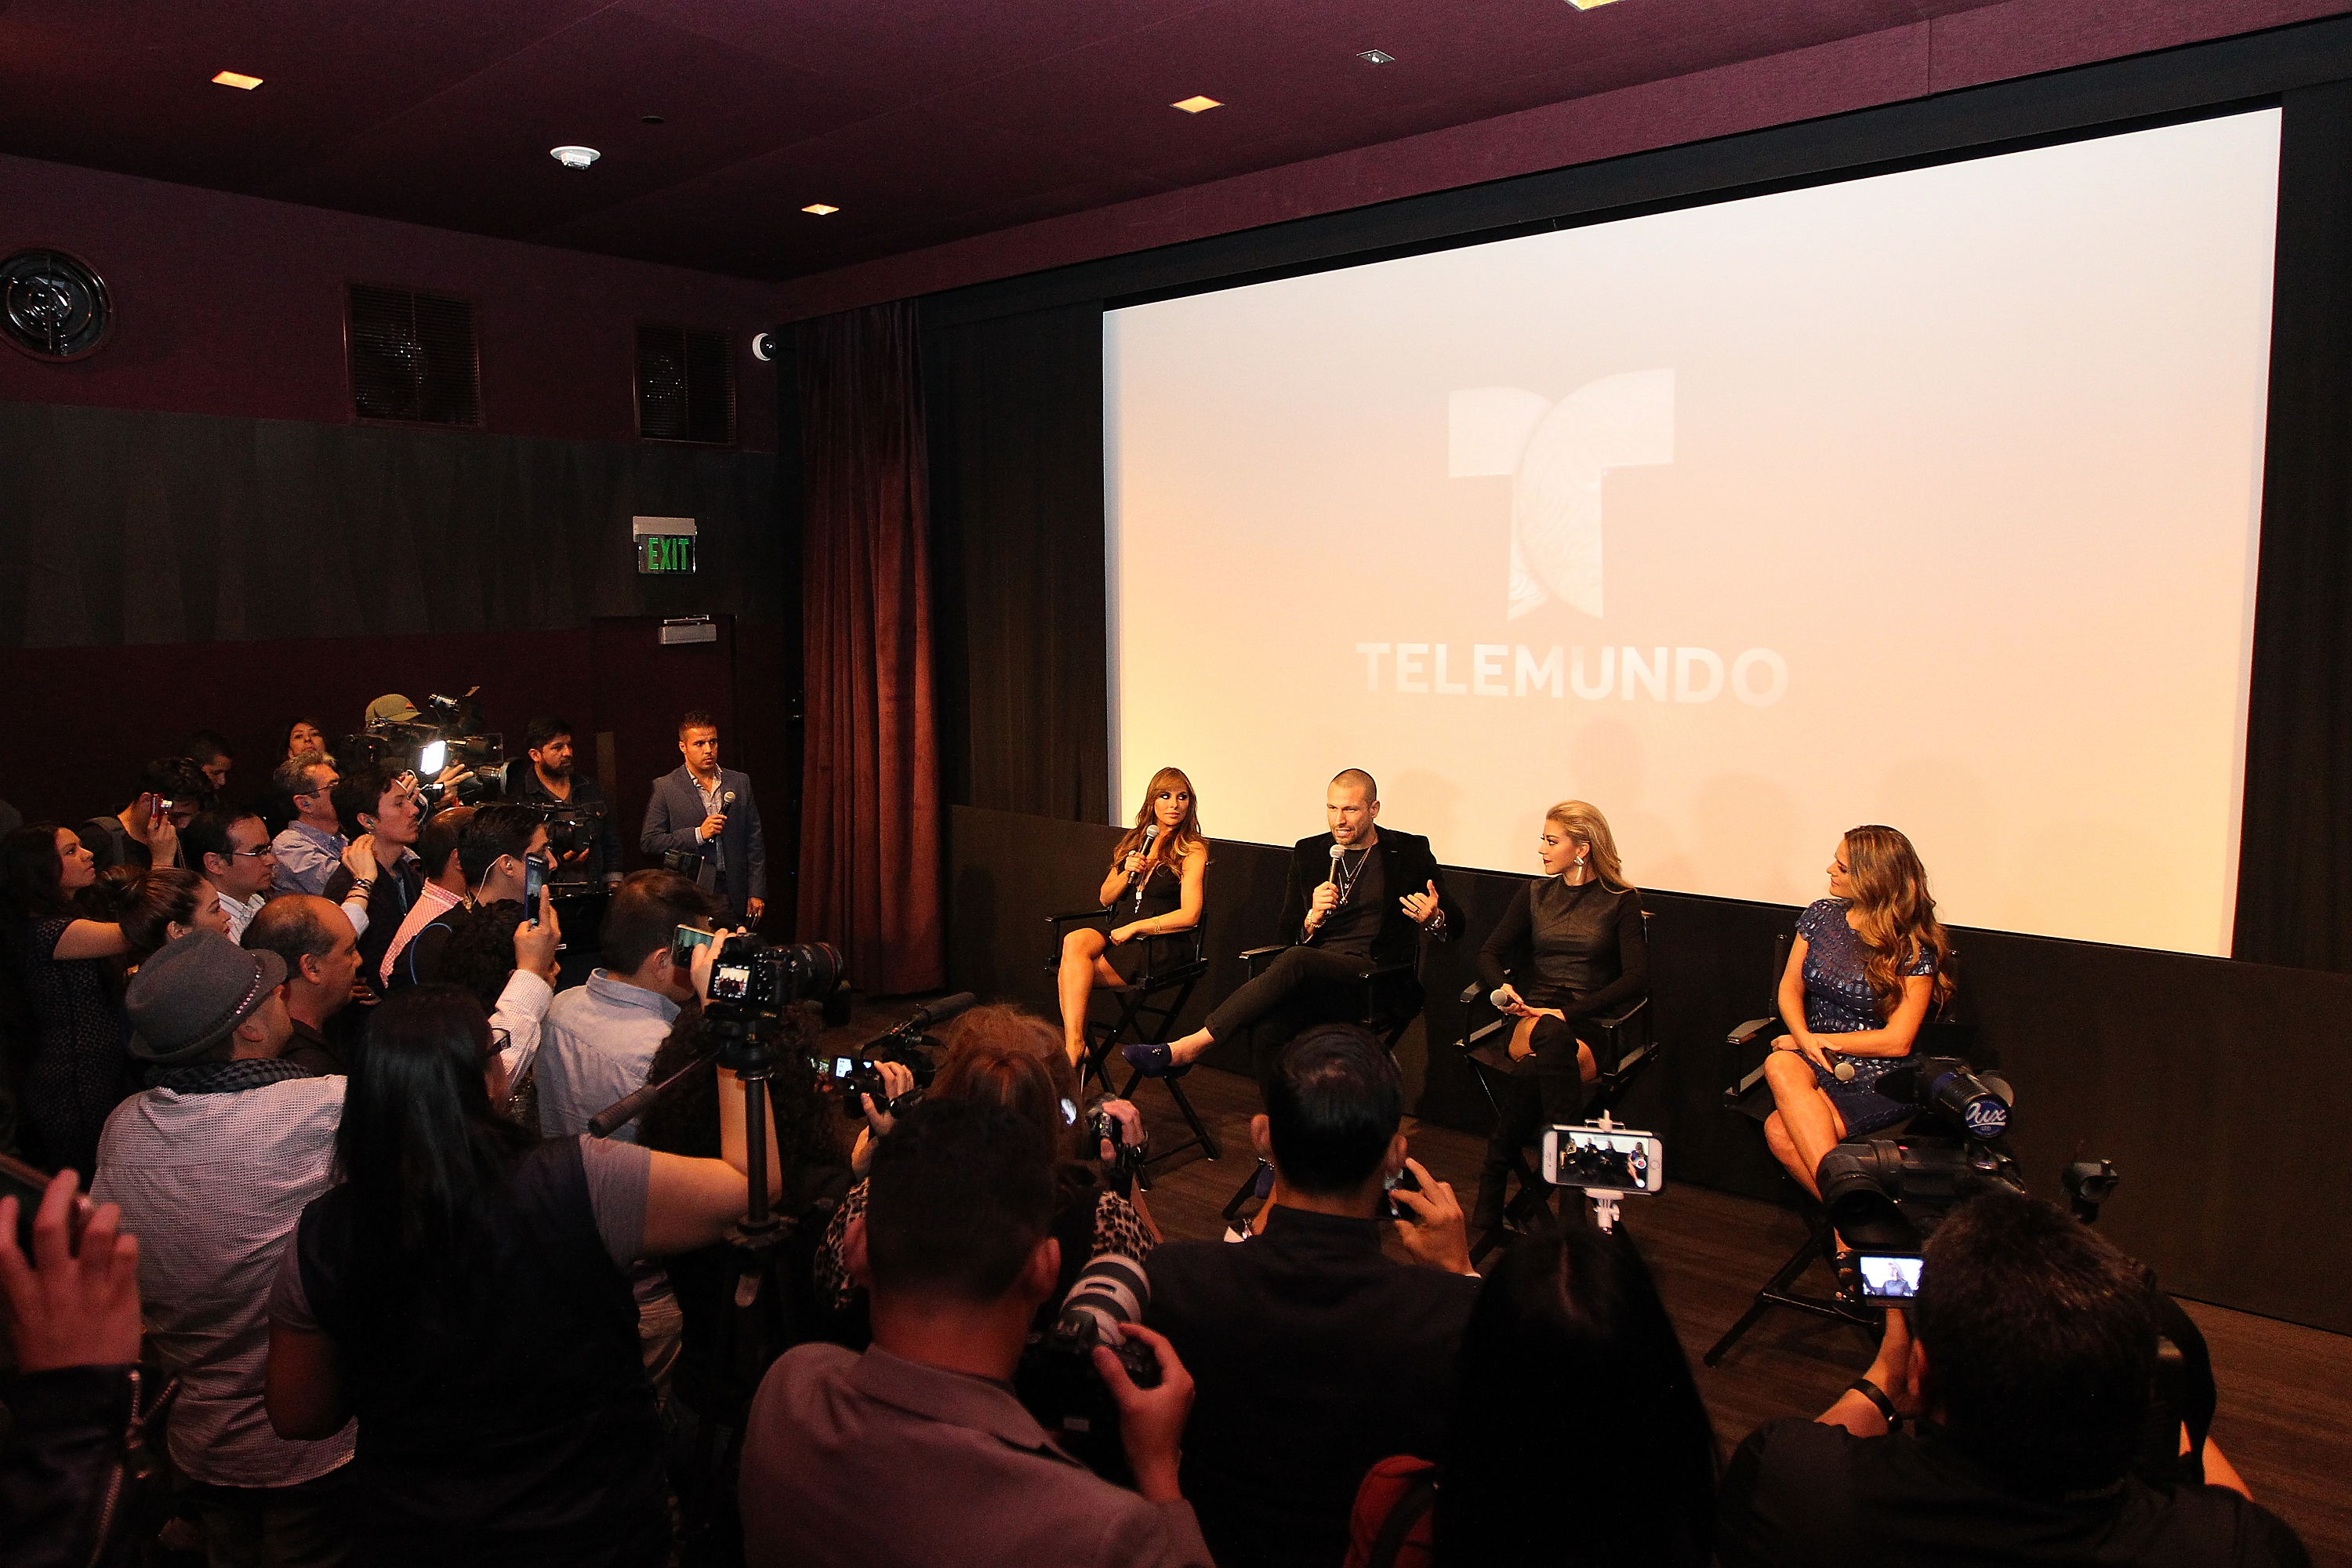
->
xmin=347 ymin=285 xmax=481 ymax=426
xmin=637 ymin=324 xmax=735 ymax=445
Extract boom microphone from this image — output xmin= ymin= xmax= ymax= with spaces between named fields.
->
xmin=1875 ymin=1056 xmax=2013 ymax=1139
xmin=904 ymin=992 xmax=977 ymax=1031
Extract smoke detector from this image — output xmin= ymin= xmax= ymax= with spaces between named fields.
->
xmin=550 ymin=145 xmax=601 ymax=169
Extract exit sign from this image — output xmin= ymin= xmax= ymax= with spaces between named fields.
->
xmin=632 ymin=515 xmax=698 ymax=575
xmin=640 ymin=534 xmax=695 ymax=573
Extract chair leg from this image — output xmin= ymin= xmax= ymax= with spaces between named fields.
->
xmin=1118 ymin=1067 xmax=1221 ymax=1169
xmin=1221 ymin=1160 xmax=1272 ymax=1226
xmin=1702 ymin=1217 xmax=1864 ymax=1367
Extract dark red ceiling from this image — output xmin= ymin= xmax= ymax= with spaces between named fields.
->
xmin=0 ymin=0 xmax=2005 ymax=281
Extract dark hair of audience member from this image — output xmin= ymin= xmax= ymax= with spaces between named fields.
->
xmin=117 ymin=867 xmax=209 ymax=960
xmin=930 ymin=1005 xmax=1091 ymax=1163
xmin=182 ymin=729 xmax=234 ymax=768
xmin=1431 ymin=1225 xmax=1716 ymax=1567
xmin=336 ymin=985 xmax=535 ymax=1341
xmin=414 ymin=804 xmax=472 ymax=885
xmin=1261 ymin=1023 xmax=1402 ymax=1195
xmin=243 ymin=893 xmax=339 ymax=969
xmin=331 ymin=761 xmax=405 ymax=839
xmin=639 ymin=1000 xmax=839 ymax=1193
xmin=1914 ymin=1187 xmax=2157 ymax=1493
xmin=456 ymin=804 xmax=539 ymax=888
xmin=865 ymin=1098 xmax=1054 ymax=1303
xmin=181 ymin=807 xmax=259 ymax=876
xmin=431 ymin=901 xmax=525 ymax=1013
xmin=677 ymin=709 xmax=719 ymax=736
xmin=136 ymin=755 xmax=214 ymax=810
xmin=524 ymin=716 xmax=573 ymax=753
xmin=601 ymin=868 xmax=723 ymax=974
xmin=0 ymin=825 xmax=77 ymax=927
xmin=284 ymin=717 xmax=328 ymax=756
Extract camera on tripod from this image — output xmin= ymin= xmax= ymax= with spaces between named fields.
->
xmin=347 ymin=690 xmax=504 ymax=804
xmin=521 ymin=798 xmax=605 ymax=858
xmin=1817 ymin=1054 xmax=2024 ymax=1258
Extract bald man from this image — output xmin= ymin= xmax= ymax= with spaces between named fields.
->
xmin=1129 ymin=769 xmax=1461 ymax=1076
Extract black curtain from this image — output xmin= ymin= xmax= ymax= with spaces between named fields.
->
xmin=2234 ymin=81 xmax=2352 ymax=971
xmin=924 ymin=301 xmax=1109 ymax=824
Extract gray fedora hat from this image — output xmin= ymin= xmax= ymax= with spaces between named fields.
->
xmin=126 ymin=930 xmax=287 ymax=1065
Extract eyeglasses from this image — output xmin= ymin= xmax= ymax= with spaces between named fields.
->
xmin=230 ymin=845 xmax=276 ymax=859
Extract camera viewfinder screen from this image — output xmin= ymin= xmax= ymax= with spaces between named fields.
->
xmin=1857 ymin=1254 xmax=1925 ymax=1298
xmin=1546 ymin=1128 xmax=1661 ymax=1192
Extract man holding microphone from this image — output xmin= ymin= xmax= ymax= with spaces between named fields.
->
xmin=641 ymin=709 xmax=768 ymax=926
xmin=1127 ymin=769 xmax=1459 ymax=1077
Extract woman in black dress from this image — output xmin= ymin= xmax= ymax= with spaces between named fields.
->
xmin=1469 ymin=801 xmax=1647 ymax=1232
xmin=1054 ymin=767 xmax=1207 ymax=1069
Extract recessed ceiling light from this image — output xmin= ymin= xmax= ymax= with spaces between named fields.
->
xmin=212 ymin=70 xmax=263 ymax=89
xmin=550 ymin=145 xmax=601 ymax=169
xmin=802 ymin=203 xmax=840 ymax=216
xmin=1566 ymin=0 xmax=1621 ymax=9
xmin=1172 ymin=95 xmax=1223 ymax=114
xmin=1358 ymin=49 xmax=1395 ymax=64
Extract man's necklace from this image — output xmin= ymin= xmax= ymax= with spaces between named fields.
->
xmin=1333 ymin=846 xmax=1371 ymax=902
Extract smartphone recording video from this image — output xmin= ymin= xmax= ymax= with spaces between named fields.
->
xmin=1854 ymin=1252 xmax=1925 ymax=1299
xmin=670 ymin=924 xmax=716 ymax=971
xmin=1541 ymin=1125 xmax=1665 ymax=1194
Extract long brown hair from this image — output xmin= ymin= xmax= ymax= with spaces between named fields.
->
xmin=931 ymin=1005 xmax=1093 ymax=1174
xmin=1544 ymin=800 xmax=1633 ymax=894
xmin=1842 ymin=825 xmax=1954 ymax=1016
xmin=1109 ymin=766 xmax=1206 ymax=872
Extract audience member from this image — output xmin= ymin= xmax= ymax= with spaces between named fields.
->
xmin=118 ymin=866 xmax=233 ymax=961
xmin=377 ymin=804 xmax=472 ymax=985
xmin=1146 ymin=1024 xmax=1479 ymax=1568
xmin=321 ymin=764 xmax=426 ymax=986
xmin=82 ymin=757 xmax=209 ymax=873
xmin=264 ymin=984 xmax=779 ymax=1566
xmin=284 ymin=720 xmax=328 ymax=763
xmin=270 ymin=757 xmax=368 ymax=902
xmin=535 ymin=869 xmax=722 ymax=1142
xmin=186 ymin=807 xmax=278 ymax=941
xmin=92 ymin=931 xmax=355 ymax=1564
xmin=183 ymin=730 xmax=236 ymax=796
xmin=1717 ymin=1188 xmax=2308 ymax=1567
xmin=1345 ymin=1225 xmax=1716 ymax=1568
xmin=391 ymin=804 xmax=543 ymax=989
xmin=740 ymin=1098 xmax=1211 ymax=1568
xmin=1 ymin=825 xmax=141 ymax=1174
xmin=641 ymin=710 xmax=768 ymax=925
xmin=244 ymin=896 xmax=368 ymax=1077
xmin=0 ymin=1167 xmax=151 ymax=1568
xmin=512 ymin=717 xmax=622 ymax=888
xmin=426 ymin=890 xmax=564 ymax=1096
xmin=814 ymin=1006 xmax=1155 ymax=1332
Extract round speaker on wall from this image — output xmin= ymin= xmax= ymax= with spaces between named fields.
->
xmin=2 ymin=248 xmax=112 ymax=360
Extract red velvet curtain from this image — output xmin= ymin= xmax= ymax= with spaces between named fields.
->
xmin=796 ymin=302 xmax=942 ymax=993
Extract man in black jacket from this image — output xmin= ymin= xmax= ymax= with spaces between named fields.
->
xmin=1128 ymin=768 xmax=1461 ymax=1076
xmin=1144 ymin=1025 xmax=1478 ymax=1568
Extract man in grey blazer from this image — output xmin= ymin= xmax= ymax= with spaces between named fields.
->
xmin=641 ymin=709 xmax=768 ymax=924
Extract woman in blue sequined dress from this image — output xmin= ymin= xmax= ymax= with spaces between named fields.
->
xmin=1762 ymin=825 xmax=1953 ymax=1198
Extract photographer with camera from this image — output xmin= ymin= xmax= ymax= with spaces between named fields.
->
xmin=321 ymin=764 xmax=428 ymax=989
xmin=83 ymin=757 xmax=211 ymax=873
xmin=513 ymin=717 xmax=622 ymax=889
xmin=813 ymin=1007 xmax=1156 ymax=1333
xmin=1718 ymin=1187 xmax=2307 ymax=1567
xmin=1145 ymin=1022 xmax=1478 ymax=1568
xmin=742 ymin=1097 xmax=1210 ymax=1568
xmin=263 ymin=983 xmax=787 ymax=1566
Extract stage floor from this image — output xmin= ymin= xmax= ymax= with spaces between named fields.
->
xmin=820 ymin=1005 xmax=2352 ymax=1564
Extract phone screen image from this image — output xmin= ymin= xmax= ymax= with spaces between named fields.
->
xmin=1541 ymin=1127 xmax=1665 ymax=1193
xmin=1855 ymin=1254 xmax=1926 ymax=1299
xmin=523 ymin=852 xmax=547 ymax=909
xmin=670 ymin=924 xmax=716 ymax=970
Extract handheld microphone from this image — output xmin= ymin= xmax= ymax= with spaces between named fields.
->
xmin=1489 ymin=987 xmax=1513 ymax=1011
xmin=1134 ymin=825 xmax=1159 ymax=910
xmin=720 ymin=789 xmax=735 ymax=810
xmin=1328 ymin=843 xmax=1347 ymax=902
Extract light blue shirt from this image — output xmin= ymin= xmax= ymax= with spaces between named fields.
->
xmin=535 ymin=970 xmax=682 ymax=1145
xmin=271 ymin=819 xmax=347 ymax=898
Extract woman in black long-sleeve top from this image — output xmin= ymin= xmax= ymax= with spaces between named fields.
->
xmin=1470 ymin=800 xmax=1647 ymax=1232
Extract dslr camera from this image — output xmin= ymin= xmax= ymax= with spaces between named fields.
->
xmin=1016 ymin=1254 xmax=1160 ymax=1482
xmin=705 ymin=934 xmax=847 ymax=1020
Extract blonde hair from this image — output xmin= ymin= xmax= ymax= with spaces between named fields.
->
xmin=1544 ymin=800 xmax=1632 ymax=894
xmin=1841 ymin=825 xmax=1955 ymax=1016
xmin=1110 ymin=767 xmax=1206 ymax=870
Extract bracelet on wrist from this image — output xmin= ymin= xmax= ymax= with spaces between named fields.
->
xmin=1849 ymin=1375 xmax=1903 ymax=1432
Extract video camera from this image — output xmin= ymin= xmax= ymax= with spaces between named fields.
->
xmin=810 ymin=993 xmax=972 ymax=1118
xmin=345 ymin=690 xmax=504 ymax=804
xmin=1017 ymin=1254 xmax=1160 ymax=1482
xmin=1814 ymin=1051 xmax=2020 ymax=1252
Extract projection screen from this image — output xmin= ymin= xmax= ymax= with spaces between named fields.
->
xmin=1105 ymin=111 xmax=2281 ymax=956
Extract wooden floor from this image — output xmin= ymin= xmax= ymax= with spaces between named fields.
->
xmin=1107 ymin=1061 xmax=2352 ymax=1566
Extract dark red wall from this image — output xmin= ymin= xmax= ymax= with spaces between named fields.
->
xmin=0 ymin=152 xmax=779 ymax=448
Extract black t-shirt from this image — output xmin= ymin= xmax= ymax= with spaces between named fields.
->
xmin=1719 ymin=1417 xmax=2309 ymax=1568
xmin=1315 ymin=845 xmax=1385 ymax=957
